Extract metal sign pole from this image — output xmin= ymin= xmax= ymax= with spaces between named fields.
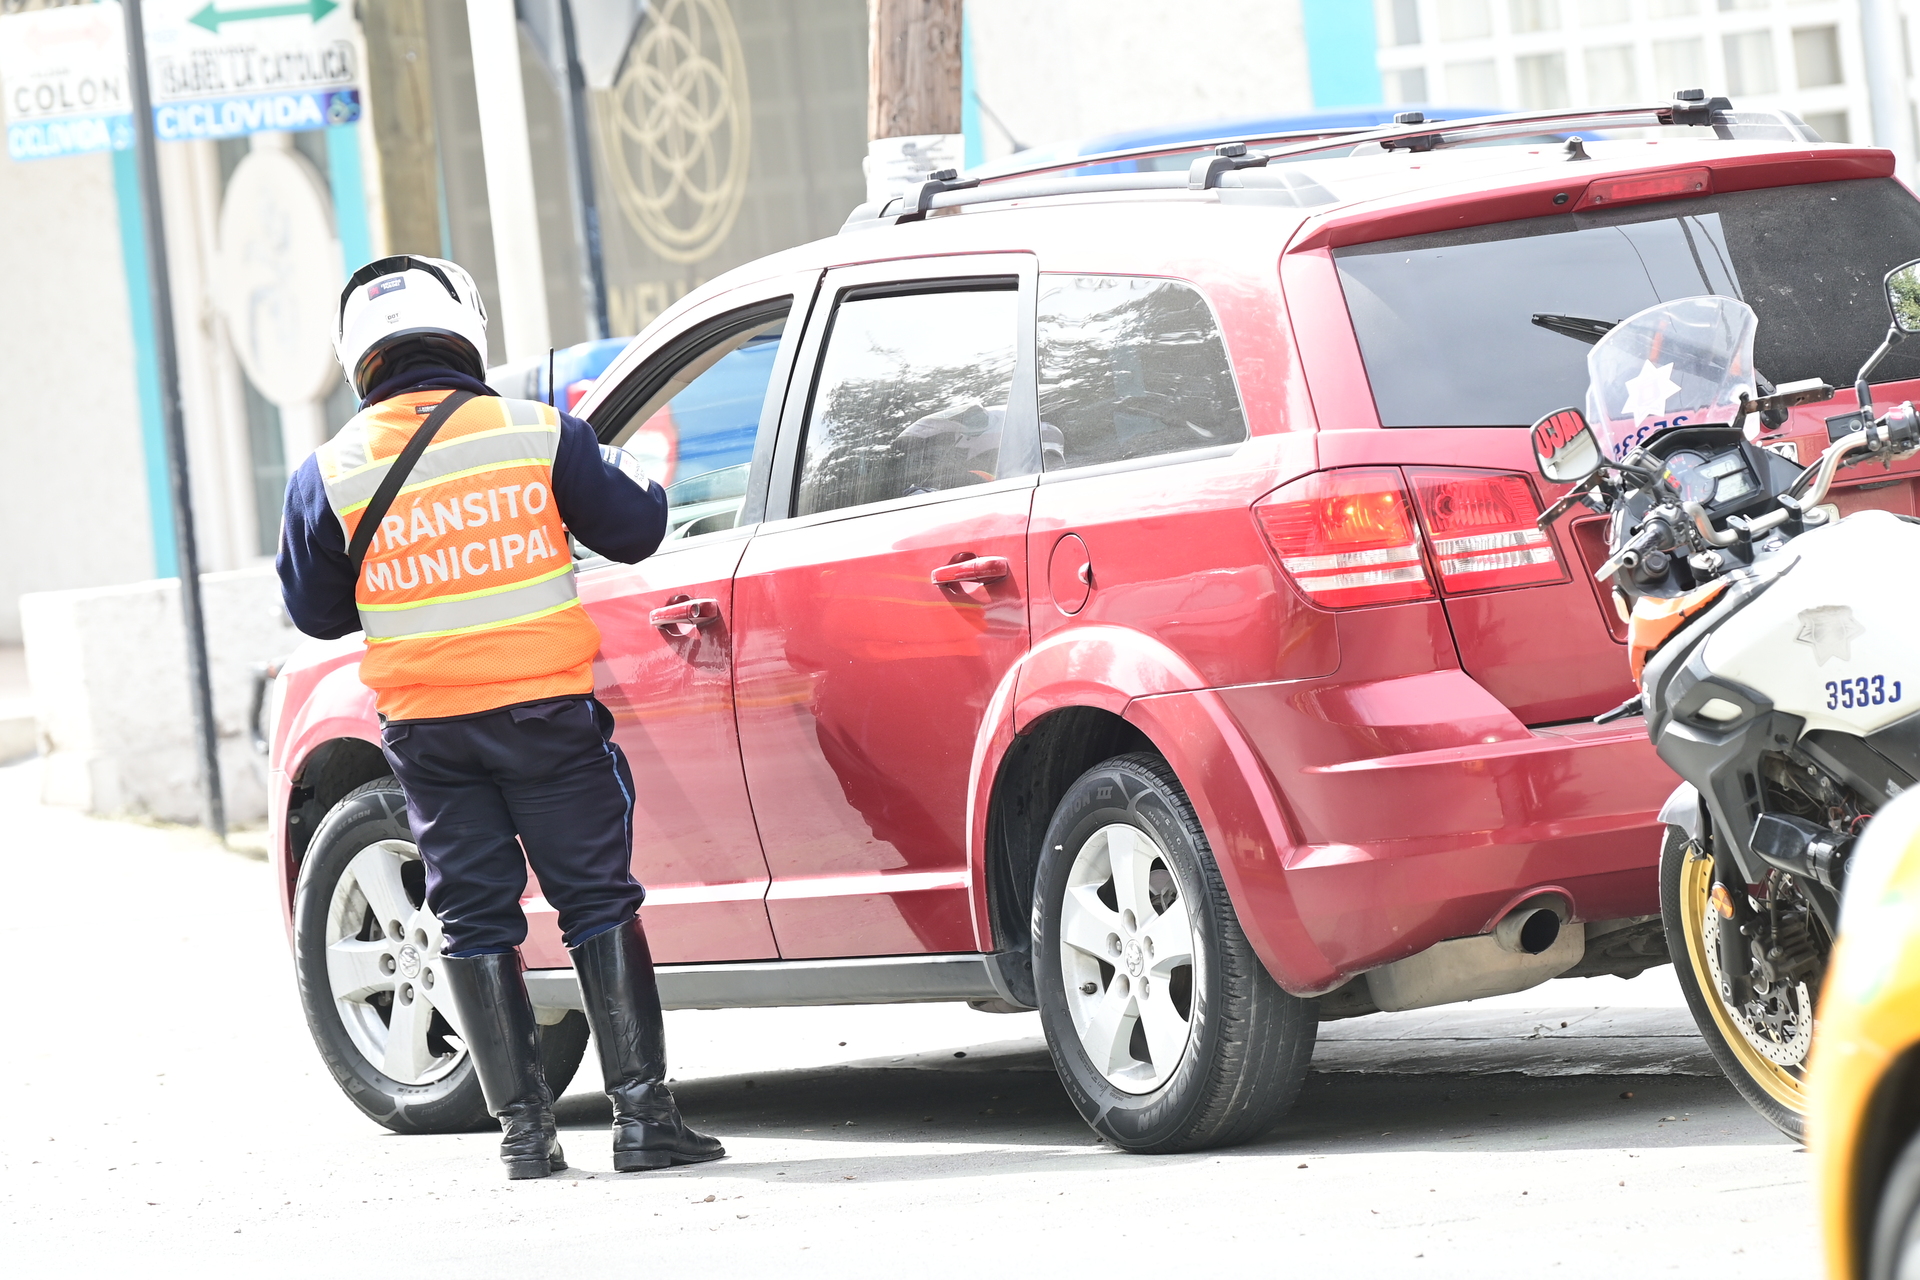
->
xmin=556 ymin=0 xmax=608 ymax=341
xmin=120 ymin=0 xmax=227 ymax=840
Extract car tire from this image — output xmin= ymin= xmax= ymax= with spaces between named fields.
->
xmin=1660 ymin=824 xmax=1808 ymax=1142
xmin=1032 ymin=752 xmax=1315 ymax=1153
xmin=1871 ymin=1128 xmax=1920 ymax=1280
xmin=292 ymin=777 xmax=590 ymax=1135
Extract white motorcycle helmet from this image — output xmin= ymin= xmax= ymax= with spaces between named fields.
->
xmin=335 ymin=254 xmax=489 ymax=398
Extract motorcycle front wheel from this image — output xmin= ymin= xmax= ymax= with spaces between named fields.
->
xmin=1660 ymin=825 xmax=1813 ymax=1140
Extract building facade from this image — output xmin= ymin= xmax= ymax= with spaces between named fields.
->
xmin=1373 ymin=0 xmax=1903 ymax=149
xmin=0 ymin=0 xmax=870 ymax=642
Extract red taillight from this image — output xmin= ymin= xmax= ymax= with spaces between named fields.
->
xmin=1575 ymin=166 xmax=1711 ymax=210
xmin=1407 ymin=467 xmax=1566 ymax=592
xmin=1254 ymin=468 xmax=1434 ymax=607
xmin=1255 ymin=466 xmax=1566 ymax=609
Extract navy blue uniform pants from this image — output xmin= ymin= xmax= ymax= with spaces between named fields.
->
xmin=378 ymin=695 xmax=645 ymax=956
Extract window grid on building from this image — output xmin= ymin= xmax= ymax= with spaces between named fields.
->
xmin=1372 ymin=0 xmax=1890 ymax=154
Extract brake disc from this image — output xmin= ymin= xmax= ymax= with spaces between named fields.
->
xmin=1701 ymin=903 xmax=1815 ymax=1068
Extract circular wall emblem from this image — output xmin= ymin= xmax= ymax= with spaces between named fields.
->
xmin=213 ymin=146 xmax=341 ymax=406
xmin=601 ymin=0 xmax=751 ymax=264
xmin=396 ymin=944 xmax=422 ymax=980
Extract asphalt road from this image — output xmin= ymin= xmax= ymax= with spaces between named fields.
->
xmin=1 ymin=758 xmax=1814 ymax=1277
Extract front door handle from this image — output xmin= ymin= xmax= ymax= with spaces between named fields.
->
xmin=931 ymin=556 xmax=1011 ymax=586
xmin=649 ymin=598 xmax=720 ymax=628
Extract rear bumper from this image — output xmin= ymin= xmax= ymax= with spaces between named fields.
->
xmin=1127 ymin=680 xmax=1677 ymax=995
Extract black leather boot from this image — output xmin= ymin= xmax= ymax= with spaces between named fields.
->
xmin=571 ymin=918 xmax=725 ymax=1171
xmin=440 ymin=952 xmax=567 ymax=1180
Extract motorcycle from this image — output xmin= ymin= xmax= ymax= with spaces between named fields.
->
xmin=1530 ymin=261 xmax=1920 ymax=1140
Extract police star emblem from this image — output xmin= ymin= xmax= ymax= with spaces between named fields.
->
xmin=1796 ymin=605 xmax=1866 ymax=666
xmin=1619 ymin=358 xmax=1682 ymax=427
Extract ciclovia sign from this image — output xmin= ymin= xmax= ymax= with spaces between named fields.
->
xmin=0 ymin=0 xmax=361 ymax=161
xmin=143 ymin=0 xmax=361 ymax=141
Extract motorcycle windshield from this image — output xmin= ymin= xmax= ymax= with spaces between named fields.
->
xmin=1584 ymin=295 xmax=1759 ymax=461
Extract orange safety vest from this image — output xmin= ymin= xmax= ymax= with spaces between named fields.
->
xmin=315 ymin=392 xmax=602 ymax=721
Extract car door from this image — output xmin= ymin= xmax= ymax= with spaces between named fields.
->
xmin=522 ymin=279 xmax=815 ymax=967
xmin=732 ymin=254 xmax=1041 ymax=958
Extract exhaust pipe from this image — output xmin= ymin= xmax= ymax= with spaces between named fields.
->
xmin=1365 ymin=896 xmax=1582 ymax=1012
xmin=1495 ymin=904 xmax=1564 ymax=955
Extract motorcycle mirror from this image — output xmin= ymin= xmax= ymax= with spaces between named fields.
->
xmin=1530 ymin=406 xmax=1603 ymax=484
xmin=1887 ymin=260 xmax=1920 ymax=334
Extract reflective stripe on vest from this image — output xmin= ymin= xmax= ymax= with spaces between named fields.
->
xmin=356 ymin=562 xmax=578 ymax=640
xmin=327 ymin=426 xmax=566 ymax=517
xmin=315 ymin=394 xmax=594 ymax=656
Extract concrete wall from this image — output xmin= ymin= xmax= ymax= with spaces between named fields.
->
xmin=0 ymin=150 xmax=155 ymax=643
xmin=966 ymin=0 xmax=1314 ymax=162
xmin=21 ymin=567 xmax=299 ymax=825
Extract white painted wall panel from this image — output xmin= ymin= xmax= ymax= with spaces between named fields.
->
xmin=0 ymin=150 xmax=154 ymax=643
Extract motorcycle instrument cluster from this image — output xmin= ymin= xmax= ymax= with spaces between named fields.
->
xmin=1659 ymin=448 xmax=1760 ymax=512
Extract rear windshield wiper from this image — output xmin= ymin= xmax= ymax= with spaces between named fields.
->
xmin=1531 ymin=313 xmax=1618 ymax=345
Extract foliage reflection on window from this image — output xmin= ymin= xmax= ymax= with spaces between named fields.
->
xmin=1037 ymin=275 xmax=1247 ymax=471
xmin=795 ymin=288 xmax=1019 ymax=517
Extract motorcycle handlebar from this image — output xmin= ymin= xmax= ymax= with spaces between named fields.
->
xmin=1793 ymin=401 xmax=1919 ymax=510
xmin=1795 ymin=429 xmax=1870 ymax=510
xmin=1593 ymin=520 xmax=1668 ymax=581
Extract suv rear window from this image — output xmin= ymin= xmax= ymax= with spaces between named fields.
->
xmin=1335 ymin=178 xmax=1920 ymax=427
xmin=1037 ymin=274 xmax=1247 ymax=469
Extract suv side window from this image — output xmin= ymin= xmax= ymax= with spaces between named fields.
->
xmin=607 ymin=308 xmax=788 ymax=540
xmin=1036 ymin=274 xmax=1247 ymax=470
xmin=794 ymin=284 xmax=1020 ymax=518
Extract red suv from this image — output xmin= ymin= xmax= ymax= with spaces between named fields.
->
xmin=271 ymin=98 xmax=1920 ymax=1152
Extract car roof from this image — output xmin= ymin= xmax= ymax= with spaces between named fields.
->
xmin=649 ymin=100 xmax=1896 ymax=339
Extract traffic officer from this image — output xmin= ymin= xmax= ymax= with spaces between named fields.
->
xmin=277 ymin=254 xmax=724 ymax=1179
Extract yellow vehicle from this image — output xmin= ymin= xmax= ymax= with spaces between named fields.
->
xmin=1813 ymin=787 xmax=1920 ymax=1279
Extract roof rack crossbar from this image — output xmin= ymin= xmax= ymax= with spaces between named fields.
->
xmin=959 ymin=126 xmax=1380 ymax=187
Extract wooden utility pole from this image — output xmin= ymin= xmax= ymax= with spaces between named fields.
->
xmin=361 ymin=0 xmax=440 ymax=254
xmin=868 ymin=0 xmax=962 ymax=140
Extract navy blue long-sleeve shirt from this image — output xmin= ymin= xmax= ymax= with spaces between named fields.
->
xmin=277 ymin=368 xmax=668 ymax=641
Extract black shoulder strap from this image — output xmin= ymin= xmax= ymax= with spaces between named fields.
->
xmin=347 ymin=390 xmax=476 ymax=577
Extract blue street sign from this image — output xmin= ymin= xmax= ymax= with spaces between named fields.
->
xmin=152 ymin=86 xmax=357 ymax=140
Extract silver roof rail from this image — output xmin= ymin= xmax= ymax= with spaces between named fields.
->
xmin=840 ymin=92 xmax=1829 ymax=233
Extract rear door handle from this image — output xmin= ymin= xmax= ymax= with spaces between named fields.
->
xmin=931 ymin=556 xmax=1011 ymax=586
xmin=649 ymin=598 xmax=720 ymax=628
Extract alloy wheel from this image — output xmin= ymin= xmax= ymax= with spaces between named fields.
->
xmin=323 ymin=839 xmax=468 ymax=1086
xmin=1058 ymin=822 xmax=1197 ymax=1094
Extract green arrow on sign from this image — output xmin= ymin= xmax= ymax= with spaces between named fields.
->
xmin=188 ymin=0 xmax=338 ymax=34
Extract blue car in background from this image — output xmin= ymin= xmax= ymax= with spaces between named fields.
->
xmin=964 ymin=104 xmax=1510 ymax=178
xmin=489 ymin=327 xmax=782 ymax=540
